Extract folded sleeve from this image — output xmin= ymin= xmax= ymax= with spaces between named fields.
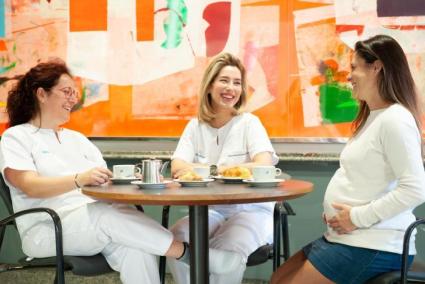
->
xmin=246 ymin=115 xmax=279 ymax=165
xmin=172 ymin=119 xmax=196 ymax=163
xmin=0 ymin=129 xmax=37 ymax=173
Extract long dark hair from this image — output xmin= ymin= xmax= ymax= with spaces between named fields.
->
xmin=6 ymin=60 xmax=71 ymax=127
xmin=352 ymin=35 xmax=421 ymax=136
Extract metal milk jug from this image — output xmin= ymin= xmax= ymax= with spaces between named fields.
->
xmin=141 ymin=159 xmax=162 ymax=183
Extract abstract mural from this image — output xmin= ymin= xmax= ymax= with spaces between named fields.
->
xmin=0 ymin=0 xmax=423 ymax=138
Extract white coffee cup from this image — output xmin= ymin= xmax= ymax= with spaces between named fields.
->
xmin=251 ymin=166 xmax=282 ymax=181
xmin=113 ymin=165 xmax=141 ymax=179
xmin=193 ymin=166 xmax=210 ymax=179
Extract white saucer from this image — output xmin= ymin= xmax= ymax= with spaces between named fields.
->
xmin=110 ymin=177 xmax=140 ymax=184
xmin=242 ymin=178 xmax=285 ymax=188
xmin=131 ymin=180 xmax=172 ymax=189
xmin=174 ymin=178 xmax=214 ymax=187
xmin=214 ymin=176 xmax=248 ymax=184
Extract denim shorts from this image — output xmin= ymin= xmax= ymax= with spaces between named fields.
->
xmin=303 ymin=237 xmax=414 ymax=284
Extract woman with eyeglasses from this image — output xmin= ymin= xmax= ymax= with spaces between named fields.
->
xmin=0 ymin=60 xmax=239 ymax=284
xmin=271 ymin=35 xmax=425 ymax=283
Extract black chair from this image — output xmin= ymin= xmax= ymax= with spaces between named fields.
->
xmin=0 ymin=174 xmax=113 ymax=284
xmin=158 ymin=201 xmax=296 ymax=284
xmin=366 ymin=217 xmax=425 ymax=284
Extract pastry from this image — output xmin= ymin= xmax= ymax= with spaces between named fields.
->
xmin=179 ymin=171 xmax=203 ymax=181
xmin=222 ymin=167 xmax=251 ymax=179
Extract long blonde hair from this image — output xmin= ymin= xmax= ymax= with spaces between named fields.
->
xmin=198 ymin=53 xmax=247 ymax=123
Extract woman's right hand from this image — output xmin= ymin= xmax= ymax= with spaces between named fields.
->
xmin=77 ymin=167 xmax=113 ymax=186
xmin=173 ymin=168 xmax=193 ymax=179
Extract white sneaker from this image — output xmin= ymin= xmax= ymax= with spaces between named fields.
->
xmin=208 ymin=248 xmax=243 ymax=274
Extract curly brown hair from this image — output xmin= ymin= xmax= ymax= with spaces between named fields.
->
xmin=6 ymin=60 xmax=71 ymax=127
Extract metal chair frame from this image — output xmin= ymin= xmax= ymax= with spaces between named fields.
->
xmin=366 ymin=217 xmax=425 ymax=284
xmin=0 ymin=207 xmax=65 ymax=283
xmin=0 ymin=174 xmax=113 ymax=284
xmin=400 ymin=218 xmax=425 ymax=283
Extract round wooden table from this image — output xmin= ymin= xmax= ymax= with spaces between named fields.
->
xmin=83 ymin=179 xmax=313 ymax=284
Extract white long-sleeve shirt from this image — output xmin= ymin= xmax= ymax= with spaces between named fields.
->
xmin=323 ymin=104 xmax=425 ymax=254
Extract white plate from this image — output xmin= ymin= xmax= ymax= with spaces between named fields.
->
xmin=174 ymin=178 xmax=214 ymax=187
xmin=214 ymin=176 xmax=249 ymax=184
xmin=242 ymin=178 xmax=285 ymax=188
xmin=131 ymin=180 xmax=173 ymax=189
xmin=110 ymin=177 xmax=140 ymax=184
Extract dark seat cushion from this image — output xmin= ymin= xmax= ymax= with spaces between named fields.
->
xmin=19 ymin=253 xmax=113 ymax=276
xmin=366 ymin=259 xmax=425 ymax=284
xmin=246 ymin=244 xmax=273 ymax=266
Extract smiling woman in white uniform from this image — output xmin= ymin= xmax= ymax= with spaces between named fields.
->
xmin=0 ymin=60 xmax=232 ymax=284
xmin=168 ymin=52 xmax=279 ymax=284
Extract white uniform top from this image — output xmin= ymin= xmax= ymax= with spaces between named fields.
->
xmin=172 ymin=113 xmax=278 ymax=217
xmin=323 ymin=104 xmax=425 ymax=254
xmin=0 ymin=123 xmax=106 ymax=236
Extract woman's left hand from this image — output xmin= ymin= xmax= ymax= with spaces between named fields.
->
xmin=327 ymin=203 xmax=357 ymax=234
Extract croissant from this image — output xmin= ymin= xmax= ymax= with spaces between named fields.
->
xmin=179 ymin=171 xmax=203 ymax=181
xmin=222 ymin=167 xmax=251 ymax=179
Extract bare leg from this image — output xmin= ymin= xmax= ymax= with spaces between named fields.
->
xmin=271 ymin=250 xmax=334 ymax=284
xmin=164 ymin=240 xmax=185 ymax=258
xmin=271 ymin=251 xmax=306 ymax=284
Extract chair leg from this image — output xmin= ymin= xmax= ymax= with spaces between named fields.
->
xmin=135 ymin=205 xmax=144 ymax=212
xmin=0 ymin=226 xmax=6 ymax=253
xmin=282 ymin=214 xmax=290 ymax=261
xmin=273 ymin=203 xmax=282 ymax=271
xmin=159 ymin=206 xmax=170 ymax=284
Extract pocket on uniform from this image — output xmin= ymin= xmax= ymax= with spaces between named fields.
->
xmin=195 ymin=152 xmax=208 ymax=164
xmin=32 ymin=150 xmax=66 ymax=176
xmin=226 ymin=151 xmax=249 ymax=164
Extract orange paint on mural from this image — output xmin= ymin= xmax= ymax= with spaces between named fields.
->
xmin=136 ymin=0 xmax=154 ymax=41
xmin=4 ymin=0 xmax=353 ymax=138
xmin=69 ymin=0 xmax=107 ymax=32
xmin=253 ymin=0 xmax=354 ymax=138
xmin=0 ymin=40 xmax=7 ymax=51
xmin=298 ymin=17 xmax=335 ymax=29
xmin=65 ymin=84 xmax=190 ymax=137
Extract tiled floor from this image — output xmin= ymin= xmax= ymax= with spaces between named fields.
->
xmin=0 ymin=268 xmax=268 ymax=284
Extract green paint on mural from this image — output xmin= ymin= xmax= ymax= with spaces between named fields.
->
xmin=0 ymin=61 xmax=16 ymax=74
xmin=161 ymin=0 xmax=187 ymax=49
xmin=319 ymin=83 xmax=358 ymax=124
xmin=72 ymin=86 xmax=86 ymax=112
xmin=314 ymin=59 xmax=358 ymax=124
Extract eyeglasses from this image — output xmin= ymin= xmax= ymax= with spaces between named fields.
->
xmin=57 ymin=87 xmax=79 ymax=99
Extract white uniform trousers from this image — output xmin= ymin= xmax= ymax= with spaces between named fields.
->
xmin=21 ymin=202 xmax=174 ymax=284
xmin=167 ymin=209 xmax=273 ymax=284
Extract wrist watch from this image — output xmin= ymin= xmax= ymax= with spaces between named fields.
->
xmin=209 ymin=165 xmax=217 ymax=176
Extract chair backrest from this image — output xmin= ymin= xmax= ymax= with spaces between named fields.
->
xmin=366 ymin=217 xmax=425 ymax=284
xmin=0 ymin=172 xmax=16 ymax=259
xmin=0 ymin=173 xmax=13 ymax=215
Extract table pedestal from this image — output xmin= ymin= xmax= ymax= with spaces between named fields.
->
xmin=189 ymin=205 xmax=209 ymax=284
